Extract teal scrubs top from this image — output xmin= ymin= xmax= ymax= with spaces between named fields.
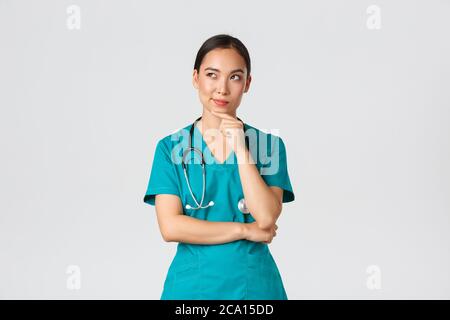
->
xmin=143 ymin=122 xmax=295 ymax=300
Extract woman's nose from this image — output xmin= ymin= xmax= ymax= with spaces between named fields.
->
xmin=217 ymin=80 xmax=229 ymax=95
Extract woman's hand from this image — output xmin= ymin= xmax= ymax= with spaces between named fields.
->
xmin=243 ymin=222 xmax=278 ymax=244
xmin=210 ymin=110 xmax=246 ymax=153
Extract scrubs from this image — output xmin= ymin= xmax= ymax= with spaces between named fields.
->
xmin=143 ymin=122 xmax=295 ymax=300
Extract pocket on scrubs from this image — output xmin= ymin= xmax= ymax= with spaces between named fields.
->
xmin=174 ymin=261 xmax=199 ymax=283
xmin=247 ymin=252 xmax=287 ymax=300
xmin=163 ymin=257 xmax=202 ymax=300
xmin=261 ymin=254 xmax=288 ymax=300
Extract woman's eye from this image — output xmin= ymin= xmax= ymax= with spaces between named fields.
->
xmin=206 ymin=73 xmax=240 ymax=81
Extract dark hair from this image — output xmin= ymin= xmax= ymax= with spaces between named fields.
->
xmin=194 ymin=34 xmax=251 ymax=78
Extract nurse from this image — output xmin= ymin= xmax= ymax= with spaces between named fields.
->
xmin=143 ymin=34 xmax=295 ymax=300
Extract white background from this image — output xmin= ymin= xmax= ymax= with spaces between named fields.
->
xmin=0 ymin=0 xmax=449 ymax=299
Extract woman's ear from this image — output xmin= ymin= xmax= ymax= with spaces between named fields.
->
xmin=244 ymin=74 xmax=252 ymax=93
xmin=192 ymin=69 xmax=199 ymax=89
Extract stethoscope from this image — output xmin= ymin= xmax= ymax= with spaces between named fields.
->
xmin=182 ymin=116 xmax=250 ymax=214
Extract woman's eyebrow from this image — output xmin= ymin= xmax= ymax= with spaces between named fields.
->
xmin=204 ymin=67 xmax=244 ymax=74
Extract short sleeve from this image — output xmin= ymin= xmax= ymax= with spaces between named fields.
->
xmin=143 ymin=140 xmax=180 ymax=206
xmin=260 ymin=136 xmax=295 ymax=203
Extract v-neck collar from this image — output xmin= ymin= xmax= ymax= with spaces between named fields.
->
xmin=193 ymin=124 xmax=236 ymax=168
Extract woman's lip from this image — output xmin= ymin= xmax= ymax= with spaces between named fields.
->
xmin=213 ymin=99 xmax=229 ymax=106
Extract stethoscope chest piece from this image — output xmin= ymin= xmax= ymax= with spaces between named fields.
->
xmin=238 ymin=198 xmax=250 ymax=214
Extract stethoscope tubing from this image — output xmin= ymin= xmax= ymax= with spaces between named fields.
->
xmin=182 ymin=116 xmax=249 ymax=211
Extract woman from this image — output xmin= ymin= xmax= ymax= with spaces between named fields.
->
xmin=143 ymin=34 xmax=295 ymax=300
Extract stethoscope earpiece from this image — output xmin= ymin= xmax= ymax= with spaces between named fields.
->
xmin=185 ymin=200 xmax=214 ymax=210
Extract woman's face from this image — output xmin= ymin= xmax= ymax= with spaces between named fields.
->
xmin=193 ymin=48 xmax=251 ymax=115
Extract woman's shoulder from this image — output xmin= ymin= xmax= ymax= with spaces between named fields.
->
xmin=244 ymin=122 xmax=286 ymax=147
xmin=154 ymin=123 xmax=192 ymax=151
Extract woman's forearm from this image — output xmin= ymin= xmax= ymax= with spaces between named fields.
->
xmin=165 ymin=214 xmax=246 ymax=245
xmin=235 ymin=146 xmax=281 ymax=229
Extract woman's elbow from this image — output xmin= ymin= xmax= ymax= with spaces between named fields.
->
xmin=159 ymin=224 xmax=176 ymax=242
xmin=161 ymin=231 xmax=173 ymax=242
xmin=256 ymin=216 xmax=276 ymax=230
xmin=256 ymin=207 xmax=282 ymax=230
